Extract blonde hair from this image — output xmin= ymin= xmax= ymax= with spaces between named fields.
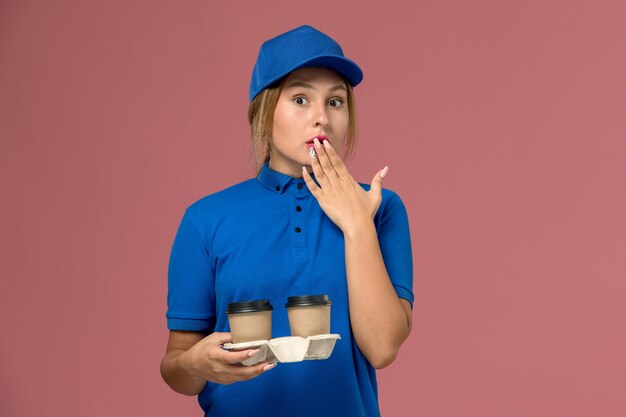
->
xmin=248 ymin=73 xmax=357 ymax=176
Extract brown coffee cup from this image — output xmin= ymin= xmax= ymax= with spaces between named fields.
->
xmin=285 ymin=295 xmax=332 ymax=337
xmin=226 ymin=300 xmax=273 ymax=344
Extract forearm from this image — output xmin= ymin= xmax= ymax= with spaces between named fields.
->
xmin=344 ymin=220 xmax=410 ymax=368
xmin=160 ymin=349 xmax=206 ymax=396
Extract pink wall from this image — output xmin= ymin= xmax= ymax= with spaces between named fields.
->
xmin=1 ymin=1 xmax=625 ymax=416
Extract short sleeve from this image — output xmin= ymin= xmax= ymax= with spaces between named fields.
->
xmin=378 ymin=192 xmax=414 ymax=309
xmin=166 ymin=207 xmax=216 ymax=331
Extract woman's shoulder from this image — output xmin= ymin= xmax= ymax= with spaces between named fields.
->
xmin=184 ymin=177 xmax=258 ymax=220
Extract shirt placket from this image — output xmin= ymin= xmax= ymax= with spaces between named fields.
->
xmin=290 ymin=179 xmax=309 ymax=260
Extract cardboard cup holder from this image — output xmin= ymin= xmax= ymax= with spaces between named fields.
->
xmin=223 ymin=334 xmax=341 ymax=366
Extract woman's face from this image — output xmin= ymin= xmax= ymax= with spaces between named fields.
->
xmin=270 ymin=67 xmax=349 ymax=178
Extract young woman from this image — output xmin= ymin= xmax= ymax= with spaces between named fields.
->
xmin=160 ymin=25 xmax=414 ymax=417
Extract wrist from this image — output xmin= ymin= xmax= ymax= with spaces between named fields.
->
xmin=342 ymin=217 xmax=376 ymax=240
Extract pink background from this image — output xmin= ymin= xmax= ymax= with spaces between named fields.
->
xmin=1 ymin=1 xmax=625 ymax=416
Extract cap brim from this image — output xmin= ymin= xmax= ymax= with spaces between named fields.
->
xmin=290 ymin=55 xmax=363 ymax=87
xmin=252 ymin=55 xmax=363 ymax=101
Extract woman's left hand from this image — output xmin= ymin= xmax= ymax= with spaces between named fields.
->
xmin=302 ymin=138 xmax=389 ymax=235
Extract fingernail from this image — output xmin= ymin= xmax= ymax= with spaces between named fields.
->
xmin=323 ymin=140 xmax=331 ymax=148
xmin=380 ymin=166 xmax=389 ymax=179
xmin=248 ymin=349 xmax=260 ymax=357
xmin=313 ymin=138 xmax=321 ymax=148
xmin=263 ymin=363 xmax=276 ymax=372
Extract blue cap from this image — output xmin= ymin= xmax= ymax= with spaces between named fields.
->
xmin=249 ymin=25 xmax=363 ymax=102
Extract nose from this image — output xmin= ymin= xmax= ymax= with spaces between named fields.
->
xmin=312 ymin=102 xmax=329 ymax=128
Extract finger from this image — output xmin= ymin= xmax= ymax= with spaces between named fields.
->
xmin=314 ymin=138 xmax=339 ymax=181
xmin=215 ymin=346 xmax=261 ymax=364
xmin=236 ymin=361 xmax=277 ymax=374
xmin=253 ymin=361 xmax=277 ymax=375
xmin=322 ymin=140 xmax=352 ymax=181
xmin=302 ymin=166 xmax=320 ymax=194
xmin=225 ymin=361 xmax=277 ymax=381
xmin=309 ymin=142 xmax=330 ymax=188
xmin=370 ymin=166 xmax=388 ymax=197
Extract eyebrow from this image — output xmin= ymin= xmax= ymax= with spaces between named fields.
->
xmin=285 ymin=81 xmax=347 ymax=92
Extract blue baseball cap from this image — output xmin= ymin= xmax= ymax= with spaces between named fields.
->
xmin=249 ymin=25 xmax=363 ymax=102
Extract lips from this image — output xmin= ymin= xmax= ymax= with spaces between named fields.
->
xmin=306 ymin=136 xmax=328 ymax=145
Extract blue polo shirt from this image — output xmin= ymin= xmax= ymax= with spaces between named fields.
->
xmin=167 ymin=161 xmax=414 ymax=417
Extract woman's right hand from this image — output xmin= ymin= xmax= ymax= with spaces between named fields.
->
xmin=177 ymin=332 xmax=276 ymax=385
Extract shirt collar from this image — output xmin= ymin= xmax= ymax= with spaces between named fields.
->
xmin=256 ymin=161 xmax=313 ymax=194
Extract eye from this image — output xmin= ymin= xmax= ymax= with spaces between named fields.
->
xmin=328 ymin=98 xmax=344 ymax=108
xmin=293 ymin=96 xmax=309 ymax=105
